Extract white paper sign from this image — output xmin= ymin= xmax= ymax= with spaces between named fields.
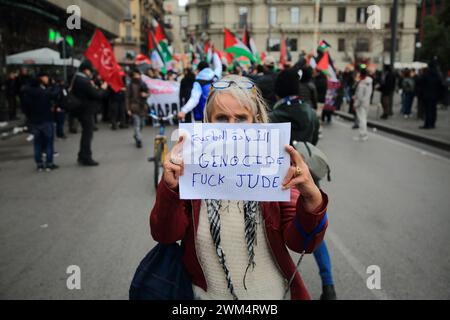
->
xmin=179 ymin=123 xmax=291 ymax=201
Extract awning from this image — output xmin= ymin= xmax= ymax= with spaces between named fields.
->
xmin=6 ymin=48 xmax=80 ymax=67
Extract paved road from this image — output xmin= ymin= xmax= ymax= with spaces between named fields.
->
xmin=0 ymin=120 xmax=449 ymax=300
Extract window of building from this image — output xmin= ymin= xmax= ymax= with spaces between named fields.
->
xmin=125 ymin=24 xmax=132 ymax=41
xmin=181 ymin=16 xmax=188 ymax=28
xmin=357 ymin=7 xmax=367 ymax=24
xmin=269 ymin=7 xmax=277 ymax=26
xmin=355 ymin=38 xmax=370 ymax=52
xmin=288 ymin=38 xmax=298 ymax=52
xmin=338 ymin=38 xmax=345 ymax=52
xmin=319 ymin=7 xmax=323 ymax=23
xmin=338 ymin=7 xmax=346 ymax=23
xmin=290 ymin=7 xmax=299 ymax=24
xmin=201 ymin=8 xmax=209 ymax=28
xmin=239 ymin=7 xmax=248 ymax=29
xmin=383 ymin=38 xmax=399 ymax=52
xmin=268 ymin=38 xmax=280 ymax=52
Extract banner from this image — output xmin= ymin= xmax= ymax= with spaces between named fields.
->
xmin=141 ymin=75 xmax=180 ymax=118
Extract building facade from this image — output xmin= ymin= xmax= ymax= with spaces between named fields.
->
xmin=164 ymin=0 xmax=189 ymax=54
xmin=114 ymin=0 xmax=169 ymax=64
xmin=0 ymin=0 xmax=128 ymax=73
xmin=186 ymin=0 xmax=419 ymax=70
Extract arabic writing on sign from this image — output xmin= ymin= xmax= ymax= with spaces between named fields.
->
xmin=191 ymin=129 xmax=270 ymax=143
xmin=179 ymin=123 xmax=291 ymax=201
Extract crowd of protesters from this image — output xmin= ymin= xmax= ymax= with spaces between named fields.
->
xmin=2 ymin=46 xmax=449 ymax=301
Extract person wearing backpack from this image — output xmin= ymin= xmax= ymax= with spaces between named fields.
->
xmin=400 ymin=69 xmax=415 ymax=118
xmin=268 ymin=68 xmax=336 ymax=300
xmin=177 ymin=54 xmax=222 ymax=122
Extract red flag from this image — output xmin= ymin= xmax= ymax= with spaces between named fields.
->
xmin=279 ymin=36 xmax=287 ymax=68
xmin=260 ymin=52 xmax=266 ymax=64
xmin=84 ymin=29 xmax=124 ymax=92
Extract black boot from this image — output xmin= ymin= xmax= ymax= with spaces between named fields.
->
xmin=320 ymin=285 xmax=337 ymax=300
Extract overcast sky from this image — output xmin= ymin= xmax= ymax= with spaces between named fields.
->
xmin=179 ymin=0 xmax=188 ymax=6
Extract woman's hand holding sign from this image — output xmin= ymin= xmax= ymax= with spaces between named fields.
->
xmin=163 ymin=135 xmax=185 ymax=190
xmin=163 ymin=133 xmax=323 ymax=212
xmin=282 ymin=145 xmax=323 ymax=212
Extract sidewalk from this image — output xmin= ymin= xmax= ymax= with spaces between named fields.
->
xmin=336 ymin=92 xmax=450 ymax=151
xmin=0 ymin=117 xmax=26 ymax=138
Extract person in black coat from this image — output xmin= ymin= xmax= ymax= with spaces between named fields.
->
xmin=254 ymin=57 xmax=278 ymax=110
xmin=314 ymin=70 xmax=328 ymax=104
xmin=72 ymin=61 xmax=107 ymax=166
xmin=379 ymin=65 xmax=396 ymax=119
xmin=419 ymin=59 xmax=445 ymax=129
xmin=5 ymin=71 xmax=18 ymax=120
xmin=179 ymin=68 xmax=195 ymax=123
xmin=22 ymin=72 xmax=60 ymax=171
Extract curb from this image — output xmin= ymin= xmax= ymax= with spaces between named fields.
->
xmin=0 ymin=120 xmax=26 ymax=139
xmin=335 ymin=111 xmax=450 ymax=152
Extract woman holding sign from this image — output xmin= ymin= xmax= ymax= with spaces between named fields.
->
xmin=150 ymin=75 xmax=328 ymax=300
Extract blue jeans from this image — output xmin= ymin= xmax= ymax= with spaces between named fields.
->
xmin=132 ymin=114 xmax=145 ymax=142
xmin=401 ymin=92 xmax=414 ymax=115
xmin=55 ymin=111 xmax=66 ymax=138
xmin=313 ymin=240 xmax=334 ymax=286
xmin=32 ymin=122 xmax=54 ymax=166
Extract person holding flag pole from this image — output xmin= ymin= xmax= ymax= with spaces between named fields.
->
xmin=73 ymin=29 xmax=124 ymax=166
xmin=177 ymin=45 xmax=222 ymax=122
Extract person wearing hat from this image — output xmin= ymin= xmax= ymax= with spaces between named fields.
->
xmin=72 ymin=60 xmax=107 ymax=166
xmin=254 ymin=56 xmax=278 ymax=110
xmin=177 ymin=55 xmax=222 ymax=122
xmin=21 ymin=71 xmax=60 ymax=172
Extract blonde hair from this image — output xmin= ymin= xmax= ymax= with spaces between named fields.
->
xmin=204 ymin=75 xmax=269 ymax=123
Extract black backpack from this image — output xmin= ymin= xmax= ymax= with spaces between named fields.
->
xmin=129 ymin=243 xmax=193 ymax=300
xmin=61 ymin=74 xmax=83 ymax=115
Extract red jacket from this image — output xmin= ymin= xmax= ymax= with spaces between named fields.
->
xmin=150 ymin=181 xmax=328 ymax=300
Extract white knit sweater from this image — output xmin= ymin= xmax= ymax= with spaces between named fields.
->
xmin=193 ymin=200 xmax=288 ymax=300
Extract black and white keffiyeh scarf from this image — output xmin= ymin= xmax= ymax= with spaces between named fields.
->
xmin=205 ymin=199 xmax=259 ymax=300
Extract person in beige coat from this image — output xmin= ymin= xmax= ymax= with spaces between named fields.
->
xmin=353 ymin=68 xmax=373 ymax=141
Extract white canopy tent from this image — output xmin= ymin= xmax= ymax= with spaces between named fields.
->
xmin=6 ymin=48 xmax=80 ymax=67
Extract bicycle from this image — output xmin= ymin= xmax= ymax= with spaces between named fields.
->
xmin=148 ymin=111 xmax=177 ymax=189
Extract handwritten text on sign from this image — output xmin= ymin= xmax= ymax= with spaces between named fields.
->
xmin=179 ymin=123 xmax=291 ymax=201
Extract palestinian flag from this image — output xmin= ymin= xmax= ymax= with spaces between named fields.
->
xmin=242 ymin=27 xmax=260 ymax=64
xmin=317 ymin=40 xmax=331 ymax=53
xmin=148 ymin=22 xmax=173 ymax=67
xmin=224 ymin=28 xmax=255 ymax=63
xmin=314 ymin=42 xmax=337 ymax=81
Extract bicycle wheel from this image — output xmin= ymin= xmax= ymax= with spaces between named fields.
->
xmin=154 ymin=142 xmax=164 ymax=189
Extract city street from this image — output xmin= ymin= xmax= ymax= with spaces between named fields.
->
xmin=1 ymin=119 xmax=449 ymax=300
